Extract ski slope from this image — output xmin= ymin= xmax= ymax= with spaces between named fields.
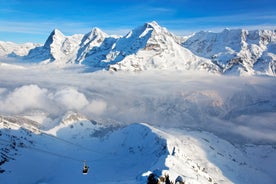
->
xmin=0 ymin=118 xmax=275 ymax=184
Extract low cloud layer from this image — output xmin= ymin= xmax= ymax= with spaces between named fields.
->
xmin=0 ymin=85 xmax=107 ymax=117
xmin=0 ymin=66 xmax=275 ymax=144
xmin=53 ymin=87 xmax=89 ymax=111
xmin=0 ymin=84 xmax=48 ymax=113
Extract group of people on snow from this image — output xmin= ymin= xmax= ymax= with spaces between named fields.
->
xmin=147 ymin=172 xmax=184 ymax=184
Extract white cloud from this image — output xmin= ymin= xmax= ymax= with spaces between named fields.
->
xmin=53 ymin=88 xmax=89 ymax=111
xmin=0 ymin=85 xmax=49 ymax=113
xmin=0 ymin=20 xmax=93 ymax=37
xmin=0 ymin=67 xmax=275 ymax=144
xmin=162 ymin=13 xmax=276 ymax=36
xmin=84 ymin=99 xmax=107 ymax=115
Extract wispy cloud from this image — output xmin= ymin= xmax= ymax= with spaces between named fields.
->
xmin=148 ymin=7 xmax=174 ymax=13
xmin=161 ymin=12 xmax=276 ymax=35
xmin=0 ymin=20 xmax=94 ymax=35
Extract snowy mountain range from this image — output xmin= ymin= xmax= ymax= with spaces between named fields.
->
xmin=1 ymin=113 xmax=275 ymax=184
xmin=1 ymin=21 xmax=275 ymax=76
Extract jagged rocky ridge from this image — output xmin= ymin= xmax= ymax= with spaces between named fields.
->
xmin=1 ymin=21 xmax=275 ymax=76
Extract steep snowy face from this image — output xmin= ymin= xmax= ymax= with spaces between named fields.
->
xmin=109 ymin=21 xmax=220 ymax=73
xmin=27 ymin=29 xmax=84 ymax=63
xmin=76 ymin=28 xmax=108 ymax=64
xmin=183 ymin=29 xmax=276 ymax=76
xmin=80 ymin=22 xmax=162 ymax=68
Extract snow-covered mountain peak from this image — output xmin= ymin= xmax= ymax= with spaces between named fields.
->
xmin=141 ymin=21 xmax=173 ymax=37
xmin=93 ymin=27 xmax=107 ymax=36
xmin=43 ymin=29 xmax=65 ymax=49
xmin=60 ymin=111 xmax=88 ymax=125
xmin=145 ymin=21 xmax=159 ymax=28
xmin=108 ymin=22 xmax=220 ymax=72
xmin=124 ymin=21 xmax=168 ymax=40
xmin=74 ymin=28 xmax=109 ymax=64
xmin=183 ymin=28 xmax=276 ymax=75
xmin=1 ymin=22 xmax=275 ymax=76
xmin=144 ymin=21 xmax=163 ymax=32
xmin=84 ymin=27 xmax=107 ymax=41
xmin=45 ymin=112 xmax=102 ymax=138
xmin=52 ymin=29 xmax=64 ymax=36
xmin=26 ymin=29 xmax=84 ymax=63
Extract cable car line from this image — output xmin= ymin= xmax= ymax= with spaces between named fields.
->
xmin=0 ymin=137 xmax=100 ymax=163
xmin=27 ymin=145 xmax=82 ymax=162
xmin=39 ymin=132 xmax=114 ymax=156
xmin=40 ymin=132 xmax=97 ymax=152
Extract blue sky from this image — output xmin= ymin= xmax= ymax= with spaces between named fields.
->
xmin=0 ymin=0 xmax=276 ymax=43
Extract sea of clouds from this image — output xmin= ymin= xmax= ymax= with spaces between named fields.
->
xmin=0 ymin=64 xmax=275 ymax=144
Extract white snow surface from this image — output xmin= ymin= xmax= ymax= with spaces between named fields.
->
xmin=0 ymin=118 xmax=275 ymax=184
xmin=183 ymin=29 xmax=276 ymax=76
xmin=0 ymin=41 xmax=40 ymax=57
xmin=1 ymin=21 xmax=275 ymax=76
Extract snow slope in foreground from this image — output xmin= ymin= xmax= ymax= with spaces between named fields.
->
xmin=0 ymin=119 xmax=275 ymax=184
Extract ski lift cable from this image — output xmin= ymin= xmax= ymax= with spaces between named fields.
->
xmin=40 ymin=132 xmax=113 ymax=156
xmin=0 ymin=137 xmax=102 ymax=163
xmin=27 ymin=145 xmax=82 ymax=162
xmin=1 ymin=117 xmax=114 ymax=156
xmin=0 ymin=138 xmax=91 ymax=175
xmin=0 ymin=115 xmax=94 ymax=153
xmin=0 ymin=127 xmax=118 ymax=161
xmin=40 ymin=132 xmax=96 ymax=152
xmin=0 ymin=136 xmax=160 ymax=163
xmin=1 ymin=126 xmax=105 ymax=155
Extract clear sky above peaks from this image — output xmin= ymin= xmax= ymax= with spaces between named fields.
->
xmin=0 ymin=0 xmax=276 ymax=43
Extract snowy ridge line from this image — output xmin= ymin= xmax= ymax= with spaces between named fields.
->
xmin=0 ymin=115 xmax=42 ymax=134
xmin=39 ymin=132 xmax=105 ymax=155
xmin=38 ymin=133 xmax=140 ymax=161
xmin=0 ymin=116 xmax=115 ymax=160
xmin=1 ymin=121 xmax=276 ymax=183
xmin=1 ymin=21 xmax=275 ymax=76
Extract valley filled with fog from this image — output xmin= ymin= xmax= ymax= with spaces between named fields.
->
xmin=0 ymin=64 xmax=275 ymax=144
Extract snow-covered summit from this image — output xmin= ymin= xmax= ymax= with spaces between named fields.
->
xmin=75 ymin=27 xmax=108 ymax=64
xmin=43 ymin=29 xmax=65 ymax=49
xmin=27 ymin=29 xmax=84 ymax=63
xmin=82 ymin=28 xmax=107 ymax=46
xmin=0 ymin=21 xmax=275 ymax=76
xmin=107 ymin=21 xmax=219 ymax=72
xmin=183 ymin=29 xmax=276 ymax=75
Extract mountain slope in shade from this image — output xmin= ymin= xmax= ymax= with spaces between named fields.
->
xmin=182 ymin=29 xmax=276 ymax=75
xmin=0 ymin=115 xmax=275 ymax=184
